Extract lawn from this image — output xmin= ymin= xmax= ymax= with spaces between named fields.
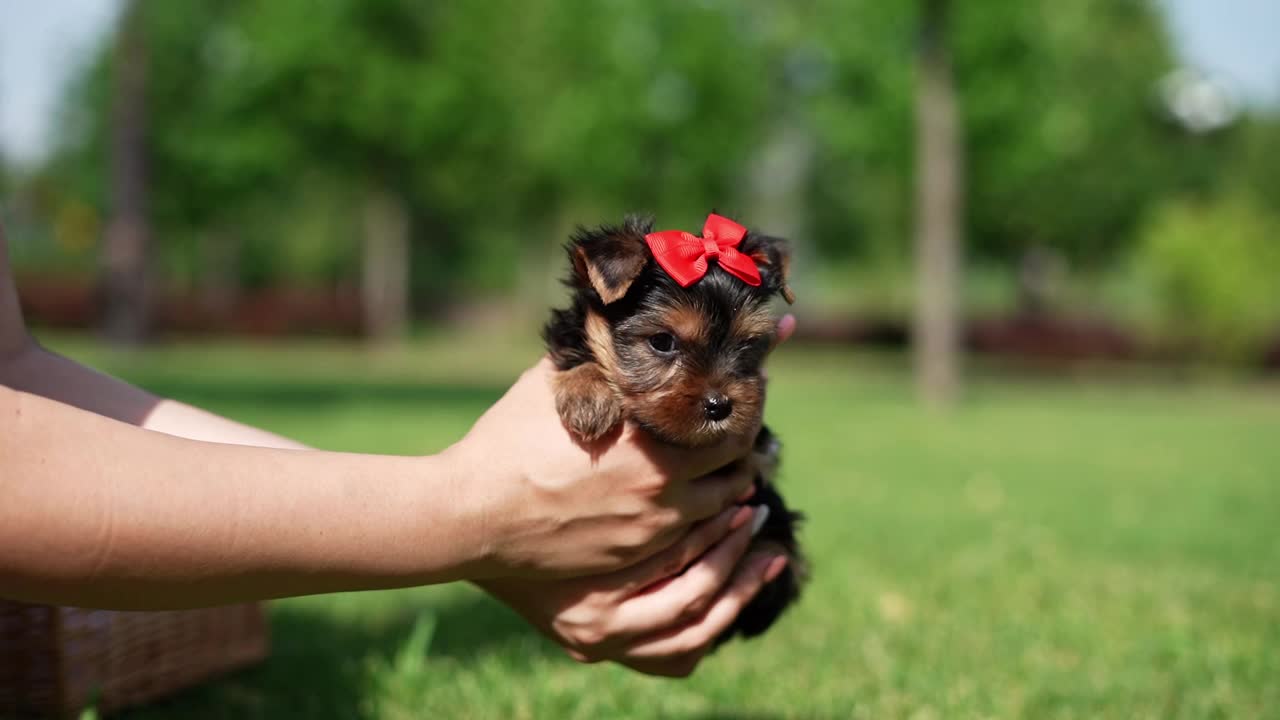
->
xmin=45 ymin=333 xmax=1280 ymax=719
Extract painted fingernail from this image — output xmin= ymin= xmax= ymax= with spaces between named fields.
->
xmin=762 ymin=555 xmax=789 ymax=583
xmin=728 ymin=505 xmax=754 ymax=531
xmin=750 ymin=505 xmax=771 ymax=537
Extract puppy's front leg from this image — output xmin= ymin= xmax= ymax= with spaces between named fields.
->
xmin=553 ymin=362 xmax=623 ymax=442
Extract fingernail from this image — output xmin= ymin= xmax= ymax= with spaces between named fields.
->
xmin=728 ymin=505 xmax=754 ymax=531
xmin=749 ymin=505 xmax=770 ymax=537
xmin=762 ymin=555 xmax=789 ymax=583
xmin=736 ymin=484 xmax=757 ymax=503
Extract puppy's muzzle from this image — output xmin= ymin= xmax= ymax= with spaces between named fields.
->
xmin=702 ymin=392 xmax=733 ymax=421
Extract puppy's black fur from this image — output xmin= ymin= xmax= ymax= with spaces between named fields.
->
xmin=543 ymin=212 xmax=806 ymax=647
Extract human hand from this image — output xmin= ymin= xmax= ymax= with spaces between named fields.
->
xmin=452 ymin=357 xmax=758 ymax=580
xmin=480 ymin=503 xmax=789 ymax=677
xmin=451 ymin=314 xmax=794 ymax=581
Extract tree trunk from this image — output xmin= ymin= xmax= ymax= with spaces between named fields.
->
xmin=360 ymin=184 xmax=410 ymax=343
xmin=102 ymin=0 xmax=151 ymax=346
xmin=913 ymin=0 xmax=964 ymax=407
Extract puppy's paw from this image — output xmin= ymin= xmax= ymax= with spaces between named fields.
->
xmin=553 ymin=363 xmax=622 ymax=442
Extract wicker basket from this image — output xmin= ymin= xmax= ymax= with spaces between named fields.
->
xmin=0 ymin=601 xmax=269 ymax=718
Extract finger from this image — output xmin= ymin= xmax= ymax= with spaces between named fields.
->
xmin=634 ymin=427 xmax=754 ymax=484
xmin=613 ymin=508 xmax=763 ymax=635
xmin=624 ymin=553 xmax=788 ymax=659
xmin=675 ymin=461 xmax=756 ymax=523
xmin=773 ymin=313 xmax=797 ymax=349
xmin=619 ymin=650 xmax=706 ymax=678
xmin=613 ymin=504 xmax=754 ymax=596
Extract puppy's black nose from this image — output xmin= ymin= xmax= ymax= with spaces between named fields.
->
xmin=702 ymin=393 xmax=733 ymax=421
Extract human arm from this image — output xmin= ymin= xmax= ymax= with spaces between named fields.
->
xmin=0 ymin=222 xmax=299 ymax=448
xmin=0 ymin=342 xmax=307 ymax=449
xmin=1 ymin=218 xmax=756 ymax=609
xmin=0 ymin=386 xmax=482 ymax=608
xmin=0 ymin=359 xmax=753 ymax=610
xmin=0 ymin=365 xmax=773 ymax=675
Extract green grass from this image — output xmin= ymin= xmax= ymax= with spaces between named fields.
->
xmin=45 ymin=334 xmax=1280 ymax=719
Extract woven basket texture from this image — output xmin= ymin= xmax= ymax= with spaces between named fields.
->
xmin=0 ymin=601 xmax=268 ymax=718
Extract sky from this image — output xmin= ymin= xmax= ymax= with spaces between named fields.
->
xmin=1 ymin=0 xmax=1278 ymax=168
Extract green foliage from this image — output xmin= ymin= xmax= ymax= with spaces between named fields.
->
xmin=1132 ymin=192 xmax=1280 ymax=359
xmin=24 ymin=0 xmax=1273 ymax=347
xmin=804 ymin=1 xmax=916 ymax=261
xmin=41 ymin=0 xmax=789 ymax=291
xmin=45 ymin=335 xmax=1280 ymax=719
xmin=955 ymin=0 xmax=1184 ymax=263
xmin=1229 ymin=114 xmax=1280 ymax=207
xmin=804 ymin=0 xmax=1186 ymax=265
xmin=44 ymin=1 xmax=1188 ymax=264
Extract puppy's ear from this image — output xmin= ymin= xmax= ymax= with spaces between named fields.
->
xmin=569 ymin=215 xmax=653 ymax=304
xmin=742 ymin=233 xmax=796 ymax=304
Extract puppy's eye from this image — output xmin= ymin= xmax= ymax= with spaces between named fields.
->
xmin=647 ymin=332 xmax=678 ymax=355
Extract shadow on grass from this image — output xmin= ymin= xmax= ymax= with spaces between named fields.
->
xmin=670 ymin=707 xmax=849 ymax=712
xmin=672 ymin=715 xmax=788 ymax=720
xmin=121 ymin=592 xmax=559 ymax=720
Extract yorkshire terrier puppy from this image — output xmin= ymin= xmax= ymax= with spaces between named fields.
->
xmin=543 ymin=212 xmax=806 ymax=646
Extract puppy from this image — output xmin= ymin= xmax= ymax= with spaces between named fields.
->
xmin=542 ymin=212 xmax=806 ymax=646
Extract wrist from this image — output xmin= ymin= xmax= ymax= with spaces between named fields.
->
xmin=438 ymin=433 xmax=524 ymax=582
xmin=398 ymin=442 xmax=501 ymax=584
xmin=297 ymin=449 xmax=493 ymax=590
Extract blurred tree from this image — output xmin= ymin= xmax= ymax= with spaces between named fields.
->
xmin=805 ymin=1 xmax=915 ymax=265
xmin=1229 ymin=113 xmax=1280 ymax=205
xmin=491 ymin=1 xmax=774 ymax=224
xmin=955 ymin=0 xmax=1179 ymax=268
xmin=1125 ymin=110 xmax=1280 ymax=361
xmin=141 ymin=0 xmax=300 ymax=319
xmin=47 ymin=0 xmax=301 ymax=316
xmin=229 ymin=0 xmax=427 ymax=341
xmin=807 ymin=0 xmax=1179 ymax=270
xmin=913 ymin=0 xmax=963 ymax=407
xmin=51 ymin=0 xmax=518 ymax=337
xmin=215 ymin=0 xmax=553 ymax=337
xmin=1133 ymin=192 xmax=1280 ymax=360
xmin=101 ymin=0 xmax=152 ymax=346
xmin=41 ymin=0 xmax=1255 ymax=355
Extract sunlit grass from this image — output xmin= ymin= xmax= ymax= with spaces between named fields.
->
xmin=43 ymin=334 xmax=1280 ymax=719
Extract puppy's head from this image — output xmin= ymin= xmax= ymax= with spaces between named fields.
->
xmin=568 ymin=213 xmax=793 ymax=448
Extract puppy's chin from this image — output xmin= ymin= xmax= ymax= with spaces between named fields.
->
xmin=632 ymin=412 xmax=762 ymax=449
xmin=635 ymin=420 xmax=728 ymax=449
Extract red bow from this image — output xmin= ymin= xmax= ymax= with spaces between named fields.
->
xmin=644 ymin=214 xmax=761 ymax=288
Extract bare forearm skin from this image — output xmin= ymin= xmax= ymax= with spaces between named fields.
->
xmin=1 ymin=223 xmax=298 ymax=450
xmin=0 ymin=385 xmax=486 ymax=610
xmin=0 ymin=225 xmax=497 ymax=608
xmin=1 ymin=341 xmax=306 ymax=450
